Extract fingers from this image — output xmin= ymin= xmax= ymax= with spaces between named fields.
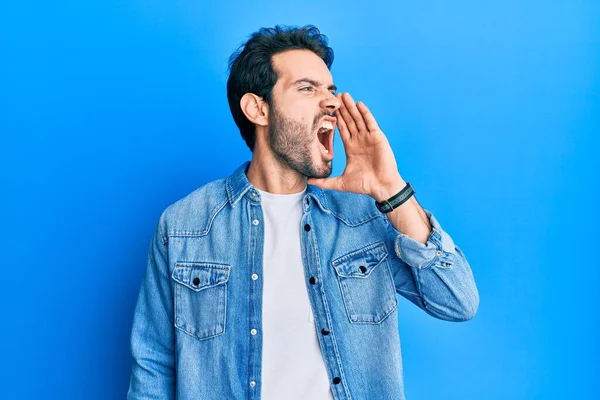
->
xmin=356 ymin=101 xmax=380 ymax=132
xmin=342 ymin=93 xmax=367 ymax=133
xmin=335 ymin=93 xmax=351 ymax=141
xmin=336 ymin=93 xmax=356 ymax=139
xmin=336 ymin=92 xmax=378 ymax=140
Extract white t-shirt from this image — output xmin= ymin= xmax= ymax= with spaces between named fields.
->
xmin=257 ymin=186 xmax=334 ymax=400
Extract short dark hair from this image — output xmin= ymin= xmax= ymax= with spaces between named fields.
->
xmin=226 ymin=25 xmax=334 ymax=152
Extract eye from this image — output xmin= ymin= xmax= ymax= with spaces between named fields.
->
xmin=300 ymin=86 xmax=314 ymax=92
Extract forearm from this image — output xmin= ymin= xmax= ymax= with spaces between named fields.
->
xmin=372 ymin=176 xmax=432 ymax=245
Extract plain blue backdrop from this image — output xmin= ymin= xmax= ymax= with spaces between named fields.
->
xmin=1 ymin=1 xmax=598 ymax=399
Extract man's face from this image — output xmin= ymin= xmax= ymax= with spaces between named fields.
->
xmin=267 ymin=49 xmax=341 ymax=179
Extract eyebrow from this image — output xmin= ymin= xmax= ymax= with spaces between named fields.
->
xmin=291 ymin=78 xmax=337 ymax=93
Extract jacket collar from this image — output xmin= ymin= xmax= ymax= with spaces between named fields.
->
xmin=225 ymin=160 xmax=329 ymax=213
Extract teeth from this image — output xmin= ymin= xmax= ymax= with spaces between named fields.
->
xmin=317 ymin=120 xmax=333 ymax=156
xmin=320 ymin=120 xmax=333 ymax=130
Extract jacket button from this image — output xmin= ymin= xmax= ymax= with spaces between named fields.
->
xmin=321 ymin=328 xmax=330 ymax=335
xmin=304 ymin=224 xmax=311 ymax=232
xmin=359 ymin=265 xmax=367 ymax=273
xmin=193 ymin=277 xmax=200 ymax=286
xmin=333 ymin=377 xmax=341 ymax=384
xmin=309 ymin=276 xmax=316 ymax=284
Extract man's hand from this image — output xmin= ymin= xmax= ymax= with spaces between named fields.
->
xmin=308 ymin=92 xmax=406 ymax=202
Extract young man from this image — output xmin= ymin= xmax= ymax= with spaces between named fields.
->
xmin=127 ymin=25 xmax=479 ymax=400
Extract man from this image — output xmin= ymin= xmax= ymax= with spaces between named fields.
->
xmin=127 ymin=25 xmax=479 ymax=400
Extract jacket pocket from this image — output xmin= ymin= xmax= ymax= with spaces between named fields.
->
xmin=332 ymin=241 xmax=398 ymax=324
xmin=171 ymin=262 xmax=230 ymax=340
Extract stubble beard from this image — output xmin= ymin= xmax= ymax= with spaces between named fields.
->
xmin=267 ymin=104 xmax=333 ymax=179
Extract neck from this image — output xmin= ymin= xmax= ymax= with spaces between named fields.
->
xmin=246 ymin=145 xmax=307 ymax=195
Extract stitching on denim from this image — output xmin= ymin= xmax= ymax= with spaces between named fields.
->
xmin=332 ymin=244 xmax=396 ymax=325
xmin=174 ymin=321 xmax=226 ymax=341
xmin=305 ymin=215 xmax=352 ymax=400
xmin=332 ymin=241 xmax=387 ymax=266
xmin=172 ymin=268 xmax=228 ymax=340
xmin=394 ymin=234 xmax=438 ymax=270
xmin=332 ymin=250 xmax=387 ymax=279
xmin=174 ymin=261 xmax=231 ymax=268
xmin=167 ymin=198 xmax=229 ymax=237
xmin=327 ymin=209 xmax=381 ymax=227
xmin=158 ymin=212 xmax=169 ymax=245
xmin=306 ymin=187 xmax=329 ymax=214
xmin=347 ymin=295 xmax=398 ymax=325
xmin=377 ymin=296 xmax=398 ymax=324
xmin=225 ymin=174 xmax=235 ymax=204
xmin=171 ymin=263 xmax=231 ymax=291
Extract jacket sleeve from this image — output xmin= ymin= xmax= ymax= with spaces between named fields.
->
xmin=384 ymin=208 xmax=479 ymax=321
xmin=127 ymin=211 xmax=176 ymax=399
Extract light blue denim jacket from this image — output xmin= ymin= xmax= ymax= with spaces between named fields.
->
xmin=127 ymin=160 xmax=479 ymax=400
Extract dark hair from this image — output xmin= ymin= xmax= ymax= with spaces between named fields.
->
xmin=226 ymin=25 xmax=334 ymax=152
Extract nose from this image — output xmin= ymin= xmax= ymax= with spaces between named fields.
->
xmin=321 ymin=91 xmax=341 ymax=113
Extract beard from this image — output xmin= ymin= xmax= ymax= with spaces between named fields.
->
xmin=267 ymin=103 xmax=333 ymax=179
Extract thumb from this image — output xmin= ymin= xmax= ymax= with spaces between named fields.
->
xmin=307 ymin=176 xmax=344 ymax=191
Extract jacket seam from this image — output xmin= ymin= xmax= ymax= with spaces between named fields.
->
xmin=327 ymin=210 xmax=381 ymax=227
xmin=167 ymin=198 xmax=229 ymax=237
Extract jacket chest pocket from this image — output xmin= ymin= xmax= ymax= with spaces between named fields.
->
xmin=332 ymin=241 xmax=398 ymax=324
xmin=171 ymin=262 xmax=231 ymax=340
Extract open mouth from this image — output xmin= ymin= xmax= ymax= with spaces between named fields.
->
xmin=317 ymin=119 xmax=335 ymax=159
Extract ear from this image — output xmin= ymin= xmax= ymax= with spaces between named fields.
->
xmin=240 ymin=93 xmax=269 ymax=127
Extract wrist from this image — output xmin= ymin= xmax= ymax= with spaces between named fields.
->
xmin=372 ymin=177 xmax=407 ymax=203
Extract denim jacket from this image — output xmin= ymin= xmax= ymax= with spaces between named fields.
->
xmin=127 ymin=160 xmax=479 ymax=400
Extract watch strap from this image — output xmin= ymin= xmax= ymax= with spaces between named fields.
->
xmin=374 ymin=182 xmax=415 ymax=213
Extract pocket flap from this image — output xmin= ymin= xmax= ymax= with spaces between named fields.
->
xmin=172 ymin=262 xmax=231 ymax=291
xmin=332 ymin=241 xmax=388 ymax=278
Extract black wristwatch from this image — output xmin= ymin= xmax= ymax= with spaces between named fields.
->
xmin=374 ymin=182 xmax=415 ymax=213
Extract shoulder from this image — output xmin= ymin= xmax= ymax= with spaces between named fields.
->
xmin=159 ymin=178 xmax=229 ymax=237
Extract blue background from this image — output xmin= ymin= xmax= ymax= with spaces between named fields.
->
xmin=1 ymin=1 xmax=598 ymax=399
